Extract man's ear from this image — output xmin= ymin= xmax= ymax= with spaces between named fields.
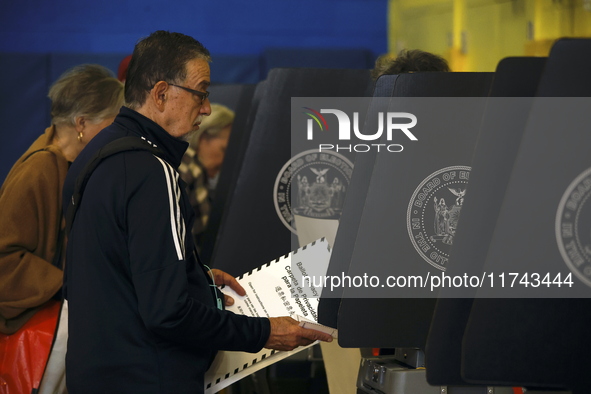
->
xmin=151 ymin=81 xmax=169 ymax=112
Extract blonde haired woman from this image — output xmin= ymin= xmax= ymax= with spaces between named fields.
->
xmin=180 ymin=103 xmax=234 ymax=245
xmin=0 ymin=64 xmax=123 ymax=393
xmin=189 ymin=102 xmax=235 ymax=189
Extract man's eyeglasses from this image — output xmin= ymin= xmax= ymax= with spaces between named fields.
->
xmin=168 ymin=83 xmax=210 ymax=102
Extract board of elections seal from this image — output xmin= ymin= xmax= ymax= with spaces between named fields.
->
xmin=556 ymin=167 xmax=591 ymax=288
xmin=407 ymin=166 xmax=471 ymax=271
xmin=273 ymin=149 xmax=353 ymax=234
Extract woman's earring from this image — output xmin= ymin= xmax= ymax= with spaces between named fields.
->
xmin=77 ymin=132 xmax=83 ymax=143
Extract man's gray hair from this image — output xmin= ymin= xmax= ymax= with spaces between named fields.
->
xmin=124 ymin=31 xmax=211 ymax=109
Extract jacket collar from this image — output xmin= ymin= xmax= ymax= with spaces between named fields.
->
xmin=114 ymin=107 xmax=189 ymax=168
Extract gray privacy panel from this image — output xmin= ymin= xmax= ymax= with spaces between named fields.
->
xmin=424 ymin=57 xmax=547 ymax=386
xmin=317 ymin=74 xmax=400 ymax=328
xmin=210 ymin=68 xmax=371 ymax=277
xmin=461 ymin=39 xmax=591 ymax=392
xmin=337 ymin=72 xmax=493 ymax=348
xmin=199 ymin=83 xmax=258 ymax=261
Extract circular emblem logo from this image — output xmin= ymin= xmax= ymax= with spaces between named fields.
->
xmin=273 ymin=149 xmax=353 ymax=234
xmin=407 ymin=166 xmax=471 ymax=271
xmin=556 ymin=167 xmax=591 ymax=287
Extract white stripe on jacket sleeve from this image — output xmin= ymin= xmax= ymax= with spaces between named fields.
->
xmin=154 ymin=156 xmax=186 ymax=260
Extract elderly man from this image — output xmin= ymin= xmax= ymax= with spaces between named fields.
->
xmin=62 ymin=31 xmax=332 ymax=393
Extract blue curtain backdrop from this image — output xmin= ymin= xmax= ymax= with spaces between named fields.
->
xmin=0 ymin=0 xmax=387 ymax=182
xmin=0 ymin=0 xmax=387 ymax=55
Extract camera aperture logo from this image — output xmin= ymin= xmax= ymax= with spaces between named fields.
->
xmin=274 ymin=149 xmax=353 ymax=234
xmin=303 ymin=107 xmax=329 ymax=136
xmin=303 ymin=107 xmax=418 ymax=153
xmin=556 ymin=167 xmax=591 ymax=287
xmin=407 ymin=166 xmax=471 ymax=271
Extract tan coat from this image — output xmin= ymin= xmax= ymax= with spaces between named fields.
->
xmin=0 ymin=126 xmax=68 ymax=334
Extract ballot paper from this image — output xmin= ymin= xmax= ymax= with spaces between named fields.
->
xmin=204 ymin=238 xmax=336 ymax=394
xmin=295 ymin=315 xmax=338 ymax=339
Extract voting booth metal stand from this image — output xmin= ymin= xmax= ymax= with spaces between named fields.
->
xmin=357 ymin=354 xmax=513 ymax=394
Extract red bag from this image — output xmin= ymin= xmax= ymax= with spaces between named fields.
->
xmin=0 ymin=300 xmax=60 ymax=394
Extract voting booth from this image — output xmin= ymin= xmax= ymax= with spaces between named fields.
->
xmin=207 ymin=83 xmax=255 ymax=113
xmin=324 ymin=71 xmax=495 ymax=393
xmin=333 ymin=72 xmax=494 ymax=349
xmin=209 ymin=67 xmax=372 ymax=276
xmin=317 ymin=74 xmax=401 ymax=329
xmin=424 ymin=56 xmax=548 ymax=387
xmin=347 ymin=39 xmax=591 ymax=394
xmin=198 ymin=83 xmax=257 ymax=258
xmin=455 ymin=38 xmax=591 ymax=394
xmin=202 ymin=67 xmax=372 ymax=392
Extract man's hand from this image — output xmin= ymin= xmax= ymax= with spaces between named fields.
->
xmin=265 ymin=316 xmax=333 ymax=351
xmin=210 ymin=269 xmax=245 ymax=306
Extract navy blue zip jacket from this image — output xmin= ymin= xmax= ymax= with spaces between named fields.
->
xmin=62 ymin=107 xmax=270 ymax=393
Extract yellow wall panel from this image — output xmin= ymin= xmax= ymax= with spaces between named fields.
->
xmin=465 ymin=1 xmax=527 ymax=71
xmin=388 ymin=0 xmax=591 ymax=72
xmin=573 ymin=0 xmax=591 ymax=36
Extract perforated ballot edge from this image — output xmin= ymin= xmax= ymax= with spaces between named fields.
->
xmin=204 ymin=238 xmax=334 ymax=394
